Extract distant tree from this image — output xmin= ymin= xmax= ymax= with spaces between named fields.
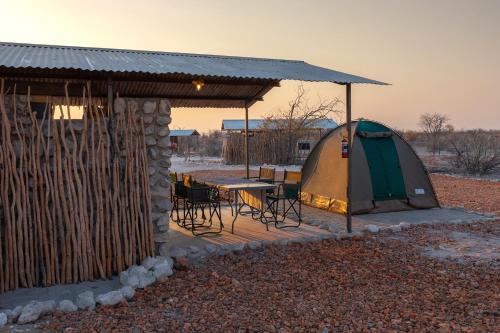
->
xmin=262 ymin=84 xmax=343 ymax=164
xmin=418 ymin=113 xmax=450 ymax=155
xmin=199 ymin=130 xmax=223 ymax=157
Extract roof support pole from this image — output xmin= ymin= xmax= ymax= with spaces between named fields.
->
xmin=244 ymin=103 xmax=250 ymax=179
xmin=346 ymin=83 xmax=352 ymax=233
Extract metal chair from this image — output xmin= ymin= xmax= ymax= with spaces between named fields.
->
xmin=263 ymin=170 xmax=302 ymax=229
xmin=249 ymin=167 xmax=276 ymax=185
xmin=169 ymin=172 xmax=187 ymax=224
xmin=182 ymin=175 xmax=223 ymax=236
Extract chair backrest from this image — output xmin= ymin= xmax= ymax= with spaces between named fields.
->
xmin=283 ymin=170 xmax=302 ymax=184
xmin=169 ymin=172 xmax=178 ymax=183
xmin=183 ymin=174 xmax=193 ymax=188
xmin=259 ymin=167 xmax=275 ymax=181
xmin=283 ymin=183 xmax=300 ymax=199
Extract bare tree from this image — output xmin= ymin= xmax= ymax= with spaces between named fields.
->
xmin=450 ymin=130 xmax=500 ymax=175
xmin=418 ymin=113 xmax=450 ymax=155
xmin=262 ymin=84 xmax=343 ymax=164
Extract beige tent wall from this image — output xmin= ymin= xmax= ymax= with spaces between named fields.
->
xmin=393 ymin=135 xmax=439 ymax=208
xmin=350 ymin=135 xmax=375 ymax=213
xmin=301 ymin=125 xmax=352 ymax=213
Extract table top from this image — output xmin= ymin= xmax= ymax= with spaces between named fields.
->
xmin=202 ymin=177 xmax=276 ymax=191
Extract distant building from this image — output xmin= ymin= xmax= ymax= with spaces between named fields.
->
xmin=169 ymin=129 xmax=200 ymax=155
xmin=221 ymin=118 xmax=337 ymax=164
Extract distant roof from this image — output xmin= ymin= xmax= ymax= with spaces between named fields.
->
xmin=169 ymin=129 xmax=200 ymax=137
xmin=0 ymin=42 xmax=387 ymax=108
xmin=221 ymin=119 xmax=337 ymax=131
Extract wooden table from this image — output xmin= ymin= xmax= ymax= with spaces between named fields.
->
xmin=203 ymin=177 xmax=276 ymax=233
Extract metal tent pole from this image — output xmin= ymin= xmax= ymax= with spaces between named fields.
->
xmin=346 ymin=84 xmax=352 ymax=233
xmin=245 ymin=103 xmax=250 ymax=179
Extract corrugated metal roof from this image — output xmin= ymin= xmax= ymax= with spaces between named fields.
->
xmin=169 ymin=129 xmax=200 ymax=137
xmin=0 ymin=42 xmax=387 ymax=85
xmin=222 ymin=119 xmax=338 ymax=131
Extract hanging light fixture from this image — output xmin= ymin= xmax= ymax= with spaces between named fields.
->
xmin=192 ymin=79 xmax=205 ymax=91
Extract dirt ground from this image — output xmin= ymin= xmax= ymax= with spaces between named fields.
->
xmin=39 ymin=172 xmax=499 ymax=332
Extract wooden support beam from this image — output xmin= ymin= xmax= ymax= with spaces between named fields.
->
xmin=244 ymin=103 xmax=250 ymax=179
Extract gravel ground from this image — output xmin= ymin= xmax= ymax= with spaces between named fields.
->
xmin=38 ymin=172 xmax=499 ymax=332
xmin=43 ymin=223 xmax=499 ymax=332
xmin=432 ymin=174 xmax=500 ymax=216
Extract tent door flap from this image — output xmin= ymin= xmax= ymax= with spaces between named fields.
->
xmin=360 ymin=136 xmax=407 ymax=201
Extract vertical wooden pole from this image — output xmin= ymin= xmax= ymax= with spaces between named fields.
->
xmin=346 ymin=84 xmax=352 ymax=233
xmin=244 ymin=103 xmax=250 ymax=179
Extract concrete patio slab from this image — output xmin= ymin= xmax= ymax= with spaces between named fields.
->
xmin=165 ymin=205 xmax=492 ymax=254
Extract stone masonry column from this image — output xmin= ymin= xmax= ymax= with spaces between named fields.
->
xmin=140 ymin=99 xmax=172 ymax=255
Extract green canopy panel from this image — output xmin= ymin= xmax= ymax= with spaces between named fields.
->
xmin=301 ymin=120 xmax=439 ymax=215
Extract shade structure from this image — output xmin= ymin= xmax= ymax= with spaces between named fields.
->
xmin=301 ymin=120 xmax=439 ymax=214
xmin=0 ymin=42 xmax=387 ymax=108
xmin=0 ymin=41 xmax=389 ymax=232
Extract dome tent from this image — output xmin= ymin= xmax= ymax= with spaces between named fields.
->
xmin=301 ymin=120 xmax=439 ymax=214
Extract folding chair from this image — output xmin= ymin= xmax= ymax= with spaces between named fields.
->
xmin=263 ymin=170 xmax=302 ymax=229
xmin=249 ymin=167 xmax=276 ymax=184
xmin=182 ymin=175 xmax=223 ymax=236
xmin=169 ymin=172 xmax=187 ymax=224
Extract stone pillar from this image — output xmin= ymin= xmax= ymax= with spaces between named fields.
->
xmin=138 ymin=99 xmax=172 ymax=254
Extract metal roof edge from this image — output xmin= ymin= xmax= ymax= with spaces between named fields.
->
xmin=0 ymin=41 xmax=306 ymax=64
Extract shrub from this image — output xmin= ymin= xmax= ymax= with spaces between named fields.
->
xmin=450 ymin=130 xmax=500 ymax=175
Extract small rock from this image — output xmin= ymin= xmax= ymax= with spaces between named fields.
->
xmin=319 ymin=223 xmax=330 ymax=230
xmin=158 ymin=128 xmax=170 ymax=136
xmin=278 ymin=239 xmax=289 ymax=246
xmin=138 ymin=271 xmax=156 ymax=289
xmin=76 ymin=291 xmax=96 ymax=310
xmin=0 ymin=313 xmax=7 ymax=327
xmin=154 ymin=256 xmax=174 ymax=270
xmin=366 ymin=224 xmax=380 ymax=233
xmin=170 ymin=246 xmax=188 ymax=258
xmin=120 ymin=265 xmax=154 ymax=289
xmin=96 ymin=290 xmax=124 ymax=306
xmin=142 ymin=256 xmax=160 ymax=270
xmin=248 ymin=241 xmax=262 ymax=250
xmin=4 ymin=305 xmax=22 ymax=323
xmin=231 ymin=243 xmax=246 ymax=252
xmin=188 ymin=245 xmax=200 ymax=253
xmin=399 ymin=222 xmax=410 ymax=230
xmin=57 ymin=300 xmax=78 ymax=312
xmin=205 ymin=244 xmax=218 ymax=254
xmin=153 ymin=262 xmax=174 ymax=281
xmin=39 ymin=300 xmax=56 ymax=315
xmin=390 ymin=225 xmax=402 ymax=232
xmin=174 ymin=257 xmax=190 ymax=271
xmin=18 ymin=301 xmax=42 ymax=324
xmin=120 ymin=269 xmax=140 ymax=288
xmin=120 ymin=286 xmax=135 ymax=300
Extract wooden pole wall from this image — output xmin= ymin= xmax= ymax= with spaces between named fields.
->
xmin=0 ymin=81 xmax=153 ymax=292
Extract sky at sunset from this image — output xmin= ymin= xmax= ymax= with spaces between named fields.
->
xmin=1 ymin=0 xmax=499 ymax=132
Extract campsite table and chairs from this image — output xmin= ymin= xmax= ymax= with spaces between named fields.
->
xmin=204 ymin=171 xmax=302 ymax=233
xmin=170 ymin=170 xmax=303 ymax=235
